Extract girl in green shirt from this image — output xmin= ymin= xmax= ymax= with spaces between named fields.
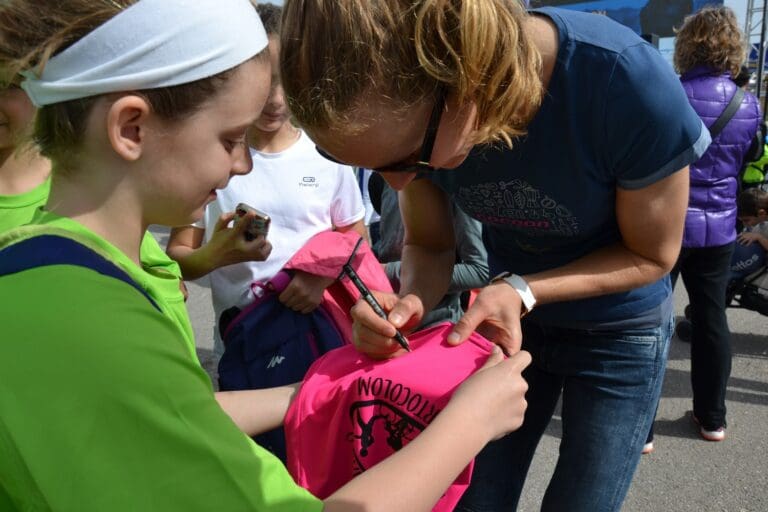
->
xmin=0 ymin=79 xmax=50 ymax=233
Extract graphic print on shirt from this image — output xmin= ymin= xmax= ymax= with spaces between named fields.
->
xmin=347 ymin=376 xmax=442 ymax=475
xmin=455 ymin=179 xmax=579 ymax=237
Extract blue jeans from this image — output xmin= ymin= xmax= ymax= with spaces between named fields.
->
xmin=455 ymin=316 xmax=673 ymax=512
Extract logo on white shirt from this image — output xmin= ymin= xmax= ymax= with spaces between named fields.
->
xmin=300 ymin=176 xmax=319 ymax=188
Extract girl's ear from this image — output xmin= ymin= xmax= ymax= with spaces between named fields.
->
xmin=106 ymin=95 xmax=152 ymax=161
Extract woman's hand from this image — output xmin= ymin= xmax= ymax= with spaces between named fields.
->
xmin=278 ymin=271 xmax=335 ymax=313
xmin=447 ymin=282 xmax=525 ymax=356
xmin=350 ymin=291 xmax=424 ymax=359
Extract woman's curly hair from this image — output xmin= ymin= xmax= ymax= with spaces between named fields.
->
xmin=674 ymin=5 xmax=745 ymax=76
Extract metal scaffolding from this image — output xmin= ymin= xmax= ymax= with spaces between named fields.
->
xmin=745 ymin=0 xmax=768 ymax=110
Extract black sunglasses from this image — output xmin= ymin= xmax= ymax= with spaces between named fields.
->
xmin=316 ymin=86 xmax=446 ymax=173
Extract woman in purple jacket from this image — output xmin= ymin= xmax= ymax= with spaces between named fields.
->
xmin=647 ymin=6 xmax=761 ymax=450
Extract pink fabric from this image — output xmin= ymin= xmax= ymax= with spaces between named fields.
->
xmin=284 ymin=230 xmax=392 ymax=344
xmin=285 ymin=322 xmax=494 ymax=511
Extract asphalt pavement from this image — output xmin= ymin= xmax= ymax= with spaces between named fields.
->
xmin=152 ymin=225 xmax=768 ymax=512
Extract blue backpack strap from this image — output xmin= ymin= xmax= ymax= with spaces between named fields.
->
xmin=0 ymin=234 xmax=161 ymax=311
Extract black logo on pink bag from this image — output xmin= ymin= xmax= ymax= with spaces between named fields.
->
xmin=347 ymin=377 xmax=443 ymax=474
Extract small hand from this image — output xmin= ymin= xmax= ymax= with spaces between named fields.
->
xmin=207 ymin=212 xmax=272 ymax=267
xmin=351 ymin=291 xmax=423 ymax=359
xmin=737 ymin=231 xmax=763 ymax=245
xmin=278 ymin=271 xmax=335 ymax=314
xmin=447 ymin=282 xmax=525 ymax=356
xmin=451 ymin=346 xmax=532 ymax=440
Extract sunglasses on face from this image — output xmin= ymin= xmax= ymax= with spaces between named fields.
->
xmin=316 ymin=86 xmax=446 ymax=173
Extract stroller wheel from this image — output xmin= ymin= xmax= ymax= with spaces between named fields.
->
xmin=675 ymin=318 xmax=692 ymax=342
xmin=683 ymin=304 xmax=693 ymax=320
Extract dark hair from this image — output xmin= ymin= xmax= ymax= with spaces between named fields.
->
xmin=733 ymin=65 xmax=751 ymax=88
xmin=0 ymin=0 xmax=248 ymax=170
xmin=737 ymin=187 xmax=768 ymax=216
xmin=256 ymin=3 xmax=282 ymax=36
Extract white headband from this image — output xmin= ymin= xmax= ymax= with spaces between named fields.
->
xmin=21 ymin=0 xmax=268 ymax=107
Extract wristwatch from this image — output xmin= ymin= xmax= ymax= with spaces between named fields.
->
xmin=490 ymin=271 xmax=536 ymax=317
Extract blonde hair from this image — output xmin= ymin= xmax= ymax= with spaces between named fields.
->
xmin=0 ymin=0 xmax=243 ymax=170
xmin=281 ymin=0 xmax=542 ymax=147
xmin=674 ymin=6 xmax=745 ymax=77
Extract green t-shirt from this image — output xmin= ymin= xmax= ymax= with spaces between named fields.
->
xmin=0 ymin=183 xmax=194 ymax=358
xmin=0 ymin=177 xmax=50 ymax=234
xmin=136 ymin=228 xmax=196 ymax=359
xmin=0 ymin=222 xmax=323 ymax=511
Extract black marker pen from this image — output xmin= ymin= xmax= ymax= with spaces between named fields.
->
xmin=342 ymin=262 xmax=411 ymax=352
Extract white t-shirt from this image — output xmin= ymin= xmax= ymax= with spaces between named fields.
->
xmin=198 ymin=131 xmax=364 ymax=333
xmin=750 ymin=221 xmax=768 ymax=239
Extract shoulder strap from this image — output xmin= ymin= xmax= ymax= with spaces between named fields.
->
xmin=0 ymin=234 xmax=160 ymax=311
xmin=708 ymin=88 xmax=744 ymax=139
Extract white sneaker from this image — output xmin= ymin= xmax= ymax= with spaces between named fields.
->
xmin=693 ymin=415 xmax=726 ymax=442
xmin=641 ymin=441 xmax=654 ymax=454
xmin=699 ymin=426 xmax=726 ymax=442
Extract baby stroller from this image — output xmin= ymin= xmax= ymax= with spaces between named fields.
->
xmin=676 ymin=242 xmax=768 ymax=341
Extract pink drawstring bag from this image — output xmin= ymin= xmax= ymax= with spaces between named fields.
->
xmin=284 ymin=230 xmax=393 ymax=345
xmin=284 ymin=322 xmax=495 ymax=511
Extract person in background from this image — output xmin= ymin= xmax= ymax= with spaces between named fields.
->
xmin=280 ymin=1 xmax=709 ymax=510
xmin=737 ymin=187 xmax=768 ymax=253
xmin=0 ymin=1 xmax=532 ymax=511
xmin=0 ymin=74 xmax=191 ymax=342
xmin=357 ymin=167 xmax=382 ymax=248
xmin=733 ymin=65 xmax=752 ymax=89
xmin=0 ymin=79 xmax=50 ymax=233
xmin=730 ymin=188 xmax=768 ymax=294
xmin=166 ymin=2 xmax=365 ymax=360
xmin=372 ymin=173 xmax=489 ymax=327
xmin=645 ymin=6 xmax=761 ymax=452
xmin=742 ymin=144 xmax=768 ymax=189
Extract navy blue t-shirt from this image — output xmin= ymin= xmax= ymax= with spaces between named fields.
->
xmin=427 ymin=8 xmax=710 ymax=328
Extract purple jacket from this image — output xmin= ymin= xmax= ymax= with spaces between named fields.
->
xmin=681 ymin=66 xmax=761 ymax=248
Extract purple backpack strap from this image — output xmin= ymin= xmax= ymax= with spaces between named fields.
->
xmin=0 ymin=234 xmax=160 ymax=311
xmin=222 ymin=271 xmax=293 ymax=340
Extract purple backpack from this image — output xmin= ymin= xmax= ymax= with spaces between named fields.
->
xmin=217 ymin=271 xmax=345 ymax=462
